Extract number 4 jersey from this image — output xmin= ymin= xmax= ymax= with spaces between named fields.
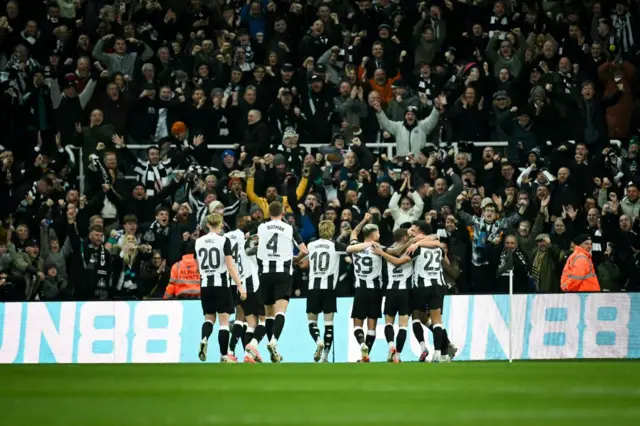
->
xmin=256 ymin=219 xmax=304 ymax=274
xmin=195 ymin=232 xmax=233 ymax=287
xmin=225 ymin=229 xmax=259 ymax=293
xmin=307 ymin=239 xmax=348 ymax=290
xmin=410 ymin=246 xmax=446 ymax=288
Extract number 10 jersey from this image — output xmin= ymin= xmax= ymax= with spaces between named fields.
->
xmin=307 ymin=239 xmax=347 ymax=290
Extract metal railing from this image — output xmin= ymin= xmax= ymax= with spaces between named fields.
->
xmin=73 ymin=141 xmax=511 ymax=196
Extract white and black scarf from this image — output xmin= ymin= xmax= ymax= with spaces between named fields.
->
xmin=335 ymin=45 xmax=355 ymax=69
xmin=612 ymin=13 xmax=635 ymax=53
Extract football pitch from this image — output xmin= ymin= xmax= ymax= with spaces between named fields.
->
xmin=1 ymin=361 xmax=639 ymax=425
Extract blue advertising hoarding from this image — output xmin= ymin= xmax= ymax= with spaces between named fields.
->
xmin=1 ymin=294 xmax=639 ymax=363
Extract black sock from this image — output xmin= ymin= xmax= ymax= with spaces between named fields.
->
xmin=384 ymin=324 xmax=395 ymax=344
xmin=244 ymin=327 xmax=255 ymax=347
xmin=218 ymin=326 xmax=230 ymax=356
xmin=273 ymin=313 xmax=286 ymax=341
xmin=254 ymin=324 xmax=266 ymax=343
xmin=308 ymin=321 xmax=321 ymax=343
xmin=324 ymin=325 xmax=334 ymax=352
xmin=396 ymin=327 xmax=407 ymax=352
xmin=229 ymin=321 xmax=244 ymax=353
xmin=412 ymin=320 xmax=425 ymax=345
xmin=202 ymin=321 xmax=214 ymax=340
xmin=433 ymin=324 xmax=444 ymax=353
xmin=240 ymin=323 xmax=247 ymax=349
xmin=265 ymin=317 xmax=274 ymax=341
xmin=365 ymin=331 xmax=376 ymax=352
xmin=353 ymin=327 xmax=365 ymax=345
xmin=443 ymin=328 xmax=451 ymax=349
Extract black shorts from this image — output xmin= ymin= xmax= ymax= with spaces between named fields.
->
xmin=240 ymin=286 xmax=265 ymax=318
xmin=411 ymin=284 xmax=446 ymax=312
xmin=351 ymin=288 xmax=383 ymax=320
xmin=261 ymin=272 xmax=292 ymax=305
xmin=306 ymin=290 xmax=337 ymax=314
xmin=201 ymin=286 xmax=234 ymax=315
xmin=383 ymin=289 xmax=410 ymax=317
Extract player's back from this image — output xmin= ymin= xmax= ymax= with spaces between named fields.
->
xmin=413 ymin=246 xmax=445 ymax=287
xmin=257 ymin=219 xmax=295 ymax=273
xmin=385 ymin=248 xmax=412 ymax=290
xmin=225 ymin=229 xmax=255 ymax=281
xmin=195 ymin=232 xmax=231 ymax=287
xmin=350 ymin=244 xmax=383 ymax=289
xmin=307 ymin=239 xmax=344 ymax=290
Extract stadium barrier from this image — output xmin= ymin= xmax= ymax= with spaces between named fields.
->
xmin=1 ymin=293 xmax=638 ymax=363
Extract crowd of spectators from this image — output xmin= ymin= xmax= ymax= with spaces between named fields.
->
xmin=1 ymin=0 xmax=640 ymax=301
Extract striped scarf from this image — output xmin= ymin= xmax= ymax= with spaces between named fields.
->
xmin=612 ymin=13 xmax=635 ymax=53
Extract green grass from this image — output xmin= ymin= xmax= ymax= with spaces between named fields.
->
xmin=2 ymin=362 xmax=640 ymax=425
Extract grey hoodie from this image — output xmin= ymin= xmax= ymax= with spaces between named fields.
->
xmin=40 ymin=224 xmax=71 ymax=280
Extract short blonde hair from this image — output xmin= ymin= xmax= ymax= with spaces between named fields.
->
xmin=318 ymin=220 xmax=335 ymax=240
xmin=207 ymin=213 xmax=223 ymax=229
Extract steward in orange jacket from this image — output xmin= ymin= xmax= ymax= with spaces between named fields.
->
xmin=561 ymin=235 xmax=601 ymax=292
xmin=164 ymin=246 xmax=201 ymax=299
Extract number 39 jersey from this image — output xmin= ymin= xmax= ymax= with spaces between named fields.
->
xmin=350 ymin=240 xmax=384 ymax=290
xmin=257 ymin=219 xmax=302 ymax=274
xmin=225 ymin=229 xmax=259 ymax=292
xmin=307 ymin=239 xmax=347 ymax=290
xmin=411 ymin=246 xmax=445 ymax=287
xmin=195 ymin=232 xmax=232 ymax=288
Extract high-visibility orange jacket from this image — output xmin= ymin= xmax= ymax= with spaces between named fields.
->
xmin=164 ymin=254 xmax=201 ymax=299
xmin=561 ymin=246 xmax=601 ymax=292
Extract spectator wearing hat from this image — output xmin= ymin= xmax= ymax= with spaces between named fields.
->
xmin=11 ymin=239 xmax=44 ymax=300
xmin=622 ymin=137 xmax=640 ymax=182
xmin=531 ymin=233 xmax=564 ymax=292
xmin=373 ymin=93 xmax=446 ymax=156
xmin=39 ymin=263 xmax=68 ymax=300
xmin=499 ymin=103 xmax=538 ymax=165
xmin=561 ymin=234 xmax=601 ymax=292
xmin=300 ymin=73 xmax=335 ymax=146
xmin=268 ymin=87 xmax=305 ymax=143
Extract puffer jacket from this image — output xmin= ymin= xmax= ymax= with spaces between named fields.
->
xmin=388 ymin=191 xmax=425 ymax=230
xmin=376 ymin=107 xmax=440 ymax=156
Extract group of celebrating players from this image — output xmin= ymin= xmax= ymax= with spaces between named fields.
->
xmin=193 ymin=201 xmax=456 ymax=364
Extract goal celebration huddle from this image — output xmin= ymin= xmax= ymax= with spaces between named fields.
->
xmin=188 ymin=201 xmax=457 ymax=363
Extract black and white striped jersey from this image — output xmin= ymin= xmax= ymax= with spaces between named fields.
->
xmin=195 ymin=232 xmax=232 ymax=288
xmin=256 ymin=219 xmax=303 ymax=274
xmin=411 ymin=246 xmax=446 ymax=288
xmin=385 ymin=251 xmax=412 ymax=290
xmin=225 ymin=229 xmax=259 ymax=293
xmin=307 ymin=239 xmax=347 ymax=291
xmin=350 ymin=240 xmax=384 ymax=290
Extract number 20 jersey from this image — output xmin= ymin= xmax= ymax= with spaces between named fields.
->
xmin=257 ymin=219 xmax=295 ymax=274
xmin=412 ymin=246 xmax=445 ymax=287
xmin=350 ymin=241 xmax=384 ymax=290
xmin=195 ymin=232 xmax=232 ymax=288
xmin=307 ymin=239 xmax=347 ymax=291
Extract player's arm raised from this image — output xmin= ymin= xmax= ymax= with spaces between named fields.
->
xmin=224 ymin=239 xmax=246 ymax=300
xmin=350 ymin=212 xmax=371 ymax=241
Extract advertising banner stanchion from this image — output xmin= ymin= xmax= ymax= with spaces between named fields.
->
xmin=509 ymin=270 xmax=514 ymax=364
